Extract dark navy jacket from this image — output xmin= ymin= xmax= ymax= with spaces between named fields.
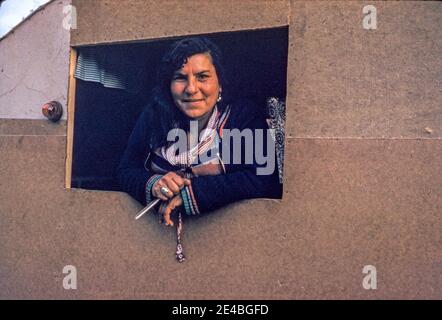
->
xmin=116 ymin=99 xmax=282 ymax=213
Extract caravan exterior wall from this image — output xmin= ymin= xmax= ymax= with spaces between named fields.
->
xmin=0 ymin=0 xmax=441 ymax=299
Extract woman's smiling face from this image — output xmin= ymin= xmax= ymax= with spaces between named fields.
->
xmin=170 ymin=53 xmax=221 ymax=120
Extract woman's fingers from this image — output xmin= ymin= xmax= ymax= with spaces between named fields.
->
xmin=163 ymin=177 xmax=180 ymax=195
xmin=158 ymin=195 xmax=183 ymax=227
xmin=171 ymin=176 xmax=185 ymax=189
xmin=158 ymin=201 xmax=169 ymax=223
xmin=152 ymin=183 xmax=169 ymax=201
xmin=163 ymin=205 xmax=174 ymax=226
xmin=171 ymin=174 xmax=191 ymax=188
xmin=152 ymin=179 xmax=178 ymax=199
xmin=153 ymin=172 xmax=191 ymax=199
xmin=168 ymin=172 xmax=191 ymax=189
xmin=158 ymin=202 xmax=168 ymax=223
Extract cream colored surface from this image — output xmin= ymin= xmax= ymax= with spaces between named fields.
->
xmin=0 ymin=1 xmax=440 ymax=299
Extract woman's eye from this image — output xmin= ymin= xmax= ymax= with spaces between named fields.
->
xmin=173 ymin=75 xmax=186 ymax=81
xmin=197 ymin=74 xmax=209 ymax=81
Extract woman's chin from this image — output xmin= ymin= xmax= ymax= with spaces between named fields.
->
xmin=184 ymin=112 xmax=204 ymax=120
xmin=181 ymin=108 xmax=209 ymax=120
xmin=178 ymin=104 xmax=215 ymax=120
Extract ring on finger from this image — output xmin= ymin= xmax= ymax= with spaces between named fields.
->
xmin=160 ymin=186 xmax=171 ymax=196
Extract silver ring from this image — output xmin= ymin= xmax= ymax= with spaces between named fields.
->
xmin=160 ymin=186 xmax=171 ymax=196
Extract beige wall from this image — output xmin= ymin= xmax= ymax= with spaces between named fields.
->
xmin=287 ymin=1 xmax=442 ymax=139
xmin=0 ymin=0 xmax=440 ymax=299
xmin=70 ymin=0 xmax=289 ymax=45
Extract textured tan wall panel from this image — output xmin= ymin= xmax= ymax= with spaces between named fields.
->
xmin=1 ymin=135 xmax=440 ymax=299
xmin=70 ymin=0 xmax=289 ymax=46
xmin=283 ymin=137 xmax=441 ymax=298
xmin=287 ymin=1 xmax=442 ymax=138
xmin=0 ymin=119 xmax=66 ymax=136
xmin=2 ymin=0 xmax=441 ymax=300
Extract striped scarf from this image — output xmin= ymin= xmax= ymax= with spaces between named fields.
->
xmin=153 ymin=104 xmax=230 ymax=262
xmin=158 ymin=104 xmax=230 ymax=171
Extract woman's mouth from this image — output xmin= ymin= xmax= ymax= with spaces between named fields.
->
xmin=182 ymin=99 xmax=204 ymax=106
xmin=183 ymin=99 xmax=204 ymax=102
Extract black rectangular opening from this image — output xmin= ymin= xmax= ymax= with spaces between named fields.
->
xmin=71 ymin=27 xmax=289 ymax=191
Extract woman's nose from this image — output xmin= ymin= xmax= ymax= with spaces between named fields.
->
xmin=185 ymin=78 xmax=198 ymax=95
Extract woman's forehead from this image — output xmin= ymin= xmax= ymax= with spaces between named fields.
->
xmin=177 ymin=53 xmax=215 ymax=73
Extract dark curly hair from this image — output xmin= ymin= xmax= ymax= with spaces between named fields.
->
xmin=146 ymin=36 xmax=229 ymax=149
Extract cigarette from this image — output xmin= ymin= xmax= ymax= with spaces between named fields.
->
xmin=135 ymin=198 xmax=161 ymax=220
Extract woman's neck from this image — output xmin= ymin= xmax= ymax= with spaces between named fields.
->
xmin=195 ymin=108 xmax=214 ymax=134
xmin=187 ymin=108 xmax=214 ymax=148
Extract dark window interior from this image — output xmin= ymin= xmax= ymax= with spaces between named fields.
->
xmin=72 ymin=27 xmax=289 ymax=190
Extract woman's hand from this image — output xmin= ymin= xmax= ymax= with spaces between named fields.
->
xmin=152 ymin=172 xmax=191 ymax=201
xmin=158 ymin=195 xmax=183 ymax=226
xmin=152 ymin=172 xmax=189 ymax=227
